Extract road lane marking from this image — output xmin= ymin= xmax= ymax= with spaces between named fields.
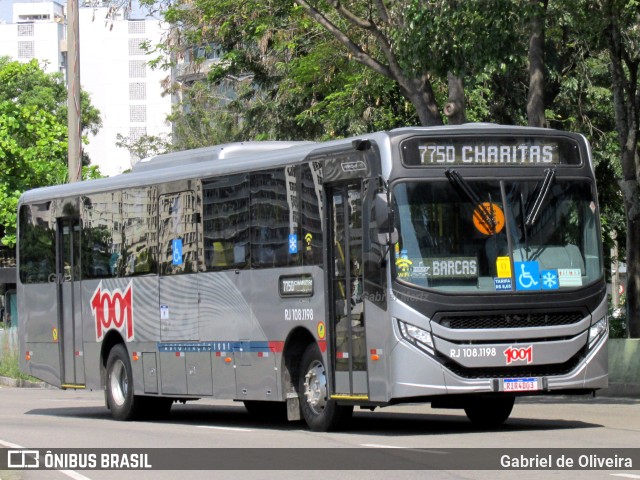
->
xmin=611 ymin=475 xmax=640 ymax=479
xmin=0 ymin=439 xmax=22 ymax=449
xmin=0 ymin=439 xmax=93 ymax=480
xmin=360 ymin=443 xmax=404 ymax=449
xmin=196 ymin=426 xmax=255 ymax=432
xmin=360 ymin=443 xmax=448 ymax=454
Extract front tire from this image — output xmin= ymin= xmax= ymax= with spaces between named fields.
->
xmin=105 ymin=344 xmax=143 ymax=421
xmin=464 ymin=396 xmax=515 ymax=428
xmin=298 ymin=343 xmax=353 ymax=431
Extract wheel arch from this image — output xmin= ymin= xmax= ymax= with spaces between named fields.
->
xmin=281 ymin=326 xmax=317 ymax=398
xmin=99 ymin=330 xmax=125 ymax=389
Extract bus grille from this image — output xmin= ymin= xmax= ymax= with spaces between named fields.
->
xmin=435 ymin=311 xmax=584 ymax=330
xmin=441 ymin=354 xmax=583 ymax=379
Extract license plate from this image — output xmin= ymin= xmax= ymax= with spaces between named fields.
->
xmin=503 ymin=377 xmax=539 ymax=391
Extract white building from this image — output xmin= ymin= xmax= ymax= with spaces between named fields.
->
xmin=0 ymin=2 xmax=66 ymax=74
xmin=0 ymin=1 xmax=172 ymax=177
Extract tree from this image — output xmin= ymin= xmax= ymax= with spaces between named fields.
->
xmin=293 ymin=0 xmax=520 ymax=126
xmin=601 ymin=0 xmax=640 ymax=337
xmin=527 ymin=0 xmax=549 ymax=127
xmin=0 ymin=58 xmax=102 ymax=246
xmin=115 ymin=132 xmax=172 ymax=163
xmin=141 ymin=0 xmax=421 ymax=144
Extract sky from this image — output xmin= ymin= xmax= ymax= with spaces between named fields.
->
xmin=0 ymin=0 xmax=149 ymax=24
xmin=0 ymin=0 xmax=15 ymax=23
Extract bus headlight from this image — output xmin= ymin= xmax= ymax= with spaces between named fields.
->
xmin=397 ymin=319 xmax=434 ymax=354
xmin=588 ymin=316 xmax=608 ymax=348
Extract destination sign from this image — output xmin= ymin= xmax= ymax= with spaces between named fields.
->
xmin=279 ymin=274 xmax=314 ymax=297
xmin=402 ymin=136 xmax=581 ymax=167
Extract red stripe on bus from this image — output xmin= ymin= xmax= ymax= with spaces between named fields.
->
xmin=268 ymin=341 xmax=285 ymax=353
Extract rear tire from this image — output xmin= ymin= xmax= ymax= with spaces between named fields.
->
xmin=464 ymin=396 xmax=515 ymax=428
xmin=105 ymin=344 xmax=143 ymax=421
xmin=298 ymin=343 xmax=353 ymax=431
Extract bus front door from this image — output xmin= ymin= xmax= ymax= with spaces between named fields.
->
xmin=327 ymin=183 xmax=368 ymax=399
xmin=57 ymin=217 xmax=84 ymax=387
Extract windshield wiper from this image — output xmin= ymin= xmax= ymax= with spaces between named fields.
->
xmin=525 ymin=168 xmax=555 ymax=228
xmin=445 ymin=169 xmax=497 ymax=234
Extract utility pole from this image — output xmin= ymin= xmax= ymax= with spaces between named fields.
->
xmin=67 ymin=0 xmax=82 ymax=183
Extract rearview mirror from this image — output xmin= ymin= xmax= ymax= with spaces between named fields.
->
xmin=374 ymin=193 xmax=393 ymax=233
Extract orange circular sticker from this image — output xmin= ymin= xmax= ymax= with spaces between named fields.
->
xmin=473 ymin=202 xmax=505 ymax=235
xmin=317 ymin=322 xmax=326 ymax=339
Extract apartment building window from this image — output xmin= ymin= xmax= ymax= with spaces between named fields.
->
xmin=129 ymin=60 xmax=146 ymax=78
xmin=129 ymin=126 xmax=147 ymax=142
xmin=128 ymin=21 xmax=145 ymax=35
xmin=17 ymin=23 xmax=34 ymax=36
xmin=129 ymin=82 xmax=146 ymax=100
xmin=128 ymin=38 xmax=146 ymax=56
xmin=17 ymin=41 xmax=34 ymax=59
xmin=130 ymin=105 xmax=147 ymax=123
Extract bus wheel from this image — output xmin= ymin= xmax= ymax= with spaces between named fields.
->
xmin=298 ymin=343 xmax=353 ymax=431
xmin=464 ymin=397 xmax=515 ymax=428
xmin=106 ymin=344 xmax=142 ymax=421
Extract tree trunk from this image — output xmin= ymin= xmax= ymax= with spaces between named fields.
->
xmin=400 ymin=76 xmax=443 ymax=127
xmin=444 ymin=72 xmax=466 ymax=125
xmin=526 ymin=0 xmax=548 ymax=127
xmin=604 ymin=0 xmax=640 ymax=337
xmin=625 ymin=203 xmax=640 ymax=337
xmin=620 ymin=176 xmax=640 ymax=337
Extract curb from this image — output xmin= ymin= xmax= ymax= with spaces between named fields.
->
xmin=600 ymin=383 xmax=640 ymax=398
xmin=0 ymin=375 xmax=48 ymax=388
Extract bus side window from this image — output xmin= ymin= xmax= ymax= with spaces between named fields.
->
xmin=301 ymin=162 xmax=323 ymax=267
xmin=203 ymin=174 xmax=250 ymax=271
xmin=82 ymin=193 xmax=122 ymax=279
xmin=250 ymin=167 xmax=301 ymax=269
xmin=18 ymin=204 xmax=56 ymax=284
xmin=122 ymin=187 xmax=157 ymax=276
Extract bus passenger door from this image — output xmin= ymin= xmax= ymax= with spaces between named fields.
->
xmin=326 ymin=183 xmax=368 ymax=399
xmin=57 ymin=217 xmax=84 ymax=386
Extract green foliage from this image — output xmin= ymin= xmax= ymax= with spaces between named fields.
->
xmin=116 ymin=132 xmax=172 ymax=161
xmin=395 ymin=0 xmax=522 ymax=78
xmin=0 ymin=58 xmax=102 ymax=246
xmin=609 ymin=294 xmax=628 ymax=338
xmin=0 ymin=332 xmax=36 ymax=381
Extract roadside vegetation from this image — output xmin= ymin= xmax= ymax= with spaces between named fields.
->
xmin=0 ymin=330 xmax=36 ymax=381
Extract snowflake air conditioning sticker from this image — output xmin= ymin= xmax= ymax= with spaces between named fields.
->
xmin=540 ymin=270 xmax=559 ymax=290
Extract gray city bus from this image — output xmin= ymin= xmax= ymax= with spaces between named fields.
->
xmin=17 ymin=125 xmax=607 ymax=431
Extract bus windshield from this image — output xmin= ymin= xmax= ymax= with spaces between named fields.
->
xmin=392 ymin=177 xmax=602 ymax=293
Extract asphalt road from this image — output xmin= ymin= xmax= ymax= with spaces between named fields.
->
xmin=0 ymin=386 xmax=639 ymax=480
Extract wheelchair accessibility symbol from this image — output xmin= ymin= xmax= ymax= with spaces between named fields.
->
xmin=515 ymin=261 xmax=540 ymax=291
xmin=172 ymin=239 xmax=183 ymax=265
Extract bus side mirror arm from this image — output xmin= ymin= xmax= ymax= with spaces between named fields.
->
xmin=373 ymin=193 xmax=398 ymax=263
